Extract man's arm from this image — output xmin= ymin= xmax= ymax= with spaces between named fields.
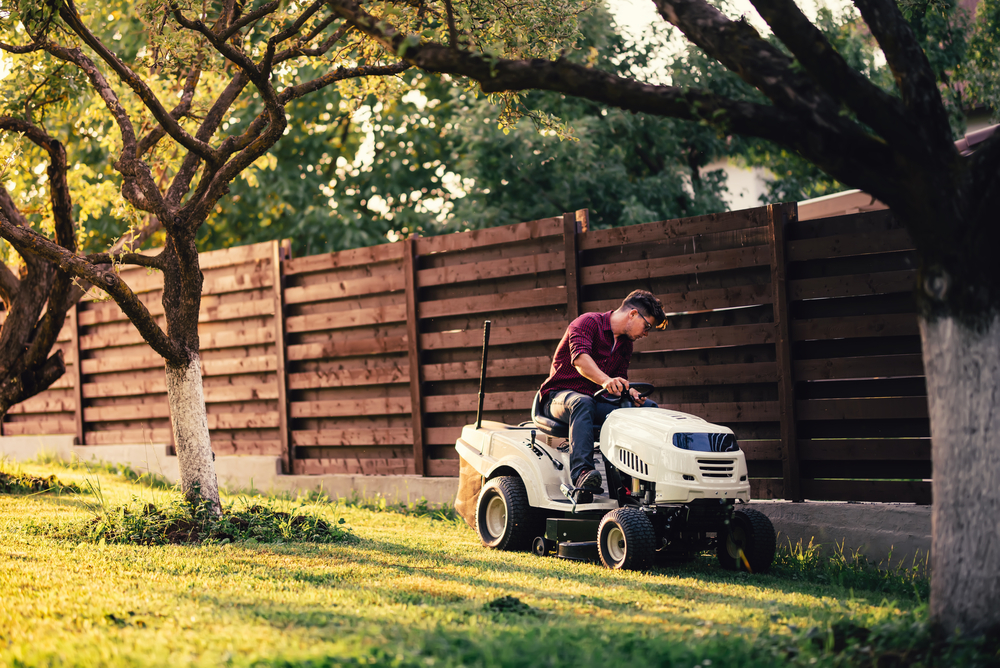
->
xmin=574 ymin=354 xmax=640 ymax=401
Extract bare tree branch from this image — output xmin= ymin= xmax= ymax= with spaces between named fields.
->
xmin=747 ymin=0 xmax=916 ymax=150
xmin=165 ymin=72 xmax=251 ymax=209
xmin=851 ymin=0 xmax=954 ymax=151
xmin=43 ymin=44 xmax=172 ymax=222
xmin=87 ymin=251 xmax=165 ymax=270
xmin=138 ymin=67 xmax=202 ymax=157
xmin=0 ymin=218 xmax=181 ymax=363
xmin=58 ymin=0 xmax=221 ymax=165
xmin=274 ymin=17 xmax=348 ymax=63
xmin=222 ymin=1 xmax=282 ymax=41
xmin=0 ymin=258 xmax=18 ymax=307
xmin=262 ymin=0 xmax=325 ymax=70
xmin=443 ymin=0 xmax=459 ymax=47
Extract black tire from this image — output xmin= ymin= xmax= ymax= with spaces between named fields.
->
xmin=717 ymin=508 xmax=776 ymax=573
xmin=597 ymin=507 xmax=656 ymax=570
xmin=475 ymin=476 xmax=534 ymax=551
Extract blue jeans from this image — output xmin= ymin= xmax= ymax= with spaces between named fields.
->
xmin=543 ymin=390 xmax=656 ymax=482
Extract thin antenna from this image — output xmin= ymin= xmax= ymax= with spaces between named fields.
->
xmin=475 ymin=320 xmax=491 ymax=429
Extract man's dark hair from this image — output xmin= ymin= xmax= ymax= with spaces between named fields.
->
xmin=621 ymin=289 xmax=667 ymax=328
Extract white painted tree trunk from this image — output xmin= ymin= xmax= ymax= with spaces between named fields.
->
xmin=920 ymin=314 xmax=1000 ymax=637
xmin=165 ymin=355 xmax=221 ymax=515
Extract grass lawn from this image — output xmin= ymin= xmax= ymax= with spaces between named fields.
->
xmin=0 ymin=460 xmax=989 ymax=668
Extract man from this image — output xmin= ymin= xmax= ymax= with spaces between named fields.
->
xmin=538 ymin=290 xmax=667 ymax=490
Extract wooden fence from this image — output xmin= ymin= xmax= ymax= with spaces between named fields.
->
xmin=0 ymin=204 xmax=932 ymax=503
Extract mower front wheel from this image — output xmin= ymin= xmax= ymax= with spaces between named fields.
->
xmin=717 ymin=508 xmax=776 ymax=573
xmin=476 ymin=476 xmax=534 ymax=551
xmin=597 ymin=507 xmax=655 ymax=570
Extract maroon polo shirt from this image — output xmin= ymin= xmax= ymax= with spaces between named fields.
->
xmin=539 ymin=311 xmax=632 ymax=398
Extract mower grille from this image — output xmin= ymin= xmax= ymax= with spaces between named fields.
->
xmin=618 ymin=449 xmax=649 ymax=476
xmin=697 ymin=459 xmax=735 ymax=478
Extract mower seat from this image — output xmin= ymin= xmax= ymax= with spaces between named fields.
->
xmin=531 ymin=391 xmax=568 ymax=438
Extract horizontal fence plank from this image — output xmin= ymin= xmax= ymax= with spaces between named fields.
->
xmin=285 ymin=304 xmax=408 ymax=333
xmin=801 ymin=479 xmax=931 ymax=504
xmin=81 ymin=326 xmax=275 ymax=352
xmin=635 ymin=324 xmax=777 ymax=351
xmin=211 ymin=440 xmax=283 ymax=456
xmin=284 ymin=273 xmax=405 ymax=305
xmin=1 ymin=420 xmax=77 ymax=435
xmin=796 ymin=397 xmax=928 ymax=421
xmin=287 ymin=336 xmax=408 ymax=361
xmin=584 ymin=283 xmax=773 ymax=315
xmin=798 ymin=439 xmax=930 ymax=460
xmin=790 ymin=270 xmax=915 ymax=301
xmin=582 ymin=245 xmax=771 ymax=285
xmin=579 ymin=210 xmax=770 ymax=251
xmin=423 ymin=391 xmax=536 ymax=413
xmin=84 ymin=429 xmax=173 ymax=445
xmin=656 ymin=401 xmax=779 ymax=422
xmin=207 ymin=412 xmax=280 ymax=430
xmin=419 ymin=287 xmax=567 ymax=320
xmin=6 ymin=396 xmax=75 ymax=414
xmin=791 ymin=313 xmax=919 ymax=341
xmin=415 ymin=217 xmax=563 ymax=255
xmin=294 ymin=457 xmax=416 ymax=475
xmin=288 ymin=367 xmax=408 ymax=390
xmin=292 ymin=428 xmax=413 ymax=446
xmin=79 ymin=295 xmax=275 ymax=327
xmin=794 ymin=354 xmax=924 ymax=381
xmin=787 ymin=228 xmax=914 ymax=262
xmin=290 ymin=397 xmax=411 ymax=417
xmin=425 ymin=426 xmax=464 ymax=445
xmin=422 ymin=356 xmax=552 ymax=383
xmin=420 ymin=321 xmax=566 ymax=351
xmin=635 ymin=363 xmax=778 ymax=387
xmin=740 ymin=440 xmax=782 ymax=460
xmin=418 ymin=252 xmax=564 ymax=287
xmin=285 ymin=243 xmax=404 ymax=275
xmin=426 ymin=459 xmax=459 ymax=477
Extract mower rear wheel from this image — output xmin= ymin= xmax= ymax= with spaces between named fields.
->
xmin=476 ymin=476 xmax=534 ymax=551
xmin=717 ymin=508 xmax=776 ymax=573
xmin=597 ymin=507 xmax=655 ymax=570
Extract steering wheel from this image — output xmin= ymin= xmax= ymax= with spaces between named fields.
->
xmin=594 ymin=382 xmax=655 ymax=407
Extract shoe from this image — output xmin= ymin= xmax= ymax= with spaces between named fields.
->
xmin=574 ymin=469 xmax=602 ymax=490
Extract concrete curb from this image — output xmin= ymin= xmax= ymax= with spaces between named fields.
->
xmin=2 ymin=437 xmax=931 ymax=568
xmin=749 ymin=500 xmax=931 ymax=570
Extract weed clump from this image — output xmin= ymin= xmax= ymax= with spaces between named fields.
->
xmin=79 ymin=496 xmax=353 ymax=546
xmin=770 ymin=537 xmax=930 ymax=601
xmin=0 ymin=467 xmax=83 ymax=495
xmin=484 ymin=595 xmax=537 ymax=616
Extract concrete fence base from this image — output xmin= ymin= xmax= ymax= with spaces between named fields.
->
xmin=2 ymin=436 xmax=930 ymax=570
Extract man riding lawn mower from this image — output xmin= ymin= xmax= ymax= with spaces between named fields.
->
xmin=454 ymin=291 xmax=776 ymax=572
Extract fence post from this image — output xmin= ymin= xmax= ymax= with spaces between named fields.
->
xmin=563 ymin=210 xmax=588 ymax=320
xmin=768 ymin=203 xmax=802 ymax=501
xmin=69 ymin=304 xmax=85 ymax=446
xmin=404 ymin=236 xmax=426 ymax=476
xmin=271 ymin=239 xmax=293 ymax=474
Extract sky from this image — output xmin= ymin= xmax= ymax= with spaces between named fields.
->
xmin=607 ymin=0 xmax=848 ymax=43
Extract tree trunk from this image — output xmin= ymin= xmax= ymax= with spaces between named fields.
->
xmin=165 ymin=354 xmax=221 ymax=515
xmin=920 ymin=314 xmax=1000 ymax=637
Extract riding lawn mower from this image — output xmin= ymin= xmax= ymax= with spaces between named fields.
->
xmin=455 ymin=322 xmax=776 ymax=572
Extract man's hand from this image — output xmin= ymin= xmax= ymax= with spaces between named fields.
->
xmin=628 ymin=387 xmax=642 ymax=405
xmin=601 ymin=376 xmax=629 ymax=396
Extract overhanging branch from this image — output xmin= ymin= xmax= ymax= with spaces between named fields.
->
xmin=852 ymin=0 xmax=954 ymax=151
xmin=0 ymin=220 xmax=181 ymax=363
xmin=60 ymin=0 xmax=220 ymax=165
